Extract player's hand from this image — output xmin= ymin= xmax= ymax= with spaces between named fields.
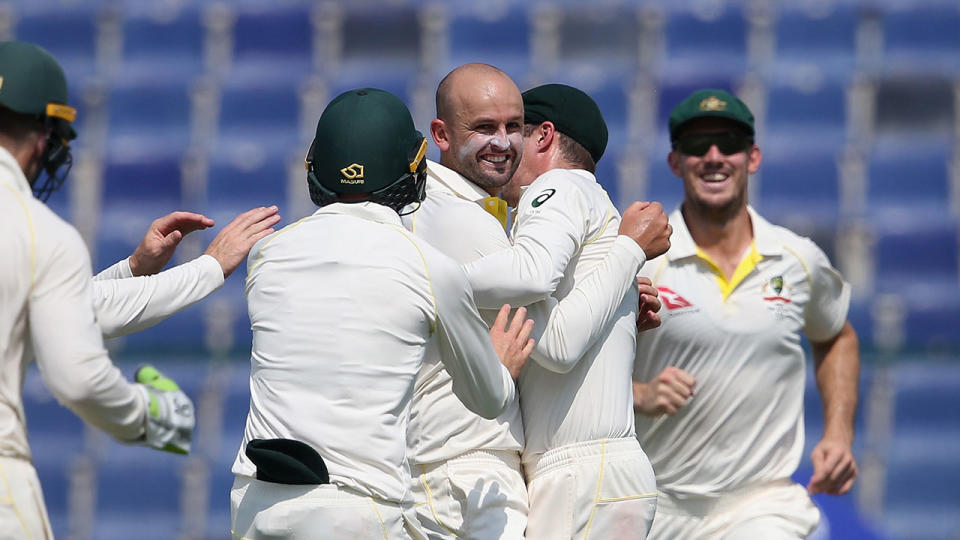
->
xmin=489 ymin=304 xmax=535 ymax=380
xmin=619 ymin=201 xmax=672 ymax=260
xmin=133 ymin=365 xmax=195 ymax=455
xmin=634 ymin=366 xmax=696 ymax=416
xmin=807 ymin=438 xmax=858 ymax=495
xmin=204 ymin=206 xmax=282 ymax=278
xmin=636 ymin=277 xmax=662 ymax=333
xmin=129 ymin=212 xmax=215 ymax=276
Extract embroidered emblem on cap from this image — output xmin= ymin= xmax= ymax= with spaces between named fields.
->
xmin=699 ymin=96 xmax=727 ymax=112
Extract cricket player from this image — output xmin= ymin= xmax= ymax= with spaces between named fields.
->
xmin=229 ymin=88 xmax=535 ymax=539
xmin=633 ymin=89 xmax=860 ymax=538
xmin=0 ymin=40 xmax=194 ymax=538
xmin=463 ymin=83 xmax=671 ymax=539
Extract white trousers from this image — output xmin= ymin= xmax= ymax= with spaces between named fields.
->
xmin=648 ymin=479 xmax=820 ymax=539
xmin=0 ymin=456 xmax=52 ymax=540
xmin=231 ymin=475 xmax=427 ymax=540
xmin=410 ymin=449 xmax=528 ymax=540
xmin=525 ymin=438 xmax=658 ymax=540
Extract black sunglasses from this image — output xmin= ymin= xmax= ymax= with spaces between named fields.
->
xmin=673 ymin=132 xmax=753 ymax=157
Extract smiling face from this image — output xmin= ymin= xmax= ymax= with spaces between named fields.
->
xmin=433 ymin=67 xmax=524 ymax=194
xmin=668 ymin=117 xmax=762 ymax=222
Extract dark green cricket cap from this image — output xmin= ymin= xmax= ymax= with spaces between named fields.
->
xmin=669 ymin=89 xmax=754 ymax=140
xmin=309 ymin=88 xmax=424 ymax=195
xmin=0 ymin=41 xmax=76 ymax=139
xmin=523 ymin=83 xmax=608 ymax=163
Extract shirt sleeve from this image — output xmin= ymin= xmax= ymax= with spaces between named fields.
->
xmin=94 ymin=257 xmax=134 ymax=281
xmin=426 ymin=246 xmax=516 ymax=419
xmin=464 ymin=173 xmax=589 ymax=309
xmin=93 ymin=254 xmax=226 ymax=338
xmin=30 ymin=225 xmax=146 ymax=443
xmin=524 ymin=236 xmax=647 ymax=373
xmin=798 ymin=238 xmax=851 ymax=342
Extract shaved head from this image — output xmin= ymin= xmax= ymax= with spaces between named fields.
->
xmin=430 ymin=63 xmax=524 ymax=194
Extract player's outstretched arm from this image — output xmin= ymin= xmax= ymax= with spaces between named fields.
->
xmin=808 ymin=321 xmax=860 ymax=495
xmin=91 ymin=206 xmax=280 ymax=337
xmin=633 ymin=366 xmax=696 ymax=416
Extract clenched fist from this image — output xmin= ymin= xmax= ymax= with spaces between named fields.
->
xmin=619 ymin=201 xmax=672 ymax=260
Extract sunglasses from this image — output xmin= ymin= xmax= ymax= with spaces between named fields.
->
xmin=673 ymin=132 xmax=753 ymax=157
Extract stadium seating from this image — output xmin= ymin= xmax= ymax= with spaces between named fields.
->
xmin=882 ymin=5 xmax=960 ymax=76
xmin=661 ymin=6 xmax=748 ymax=83
xmin=120 ymin=7 xmax=206 ymax=81
xmin=866 ymin=141 xmax=952 ymax=223
xmin=448 ymin=5 xmax=532 ymax=84
xmin=13 ymin=7 xmax=99 ymax=81
xmin=772 ymin=4 xmax=859 ymax=81
xmin=757 ymin=145 xmax=841 ymax=224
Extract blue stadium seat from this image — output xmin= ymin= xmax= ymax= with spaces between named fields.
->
xmin=106 ymin=79 xmax=193 ymax=156
xmin=772 ymin=4 xmax=858 ymax=80
xmin=903 ymin=303 xmax=960 ymax=350
xmin=764 ymin=80 xmax=847 ymax=154
xmin=883 ymin=6 xmax=960 ymax=75
xmin=448 ymin=5 xmax=531 ymax=83
xmin=121 ymin=7 xmax=206 ymax=81
xmin=873 ymin=221 xmax=958 ymax=301
xmin=757 ymin=146 xmax=840 ymax=223
xmin=230 ymin=5 xmax=315 ymax=84
xmin=14 ymin=7 xmax=98 ymax=81
xmin=866 ymin=143 xmax=951 ymax=221
xmin=645 ymin=136 xmax=684 ymax=213
xmin=93 ymin=447 xmax=184 ymax=538
xmin=662 ymin=7 xmax=747 ymax=82
xmin=338 ymin=5 xmax=421 ymax=76
xmin=555 ymin=6 xmax=640 ymax=81
xmin=217 ymin=82 xmax=302 ymax=158
xmin=206 ymin=154 xmax=288 ymax=218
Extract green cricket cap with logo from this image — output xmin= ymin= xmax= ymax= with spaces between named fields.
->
xmin=308 ymin=88 xmax=425 ymax=196
xmin=0 ymin=41 xmax=77 ymax=139
xmin=522 ymin=83 xmax=608 ymax=163
xmin=669 ymin=88 xmax=754 ymax=141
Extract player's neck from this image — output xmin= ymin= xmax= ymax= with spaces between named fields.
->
xmin=682 ymin=203 xmax=753 ymax=279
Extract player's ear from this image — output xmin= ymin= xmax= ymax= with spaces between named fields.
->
xmin=537 ymin=121 xmax=555 ymax=152
xmin=430 ymin=118 xmax=450 ymax=152
xmin=667 ymin=151 xmax=682 ymax=178
xmin=747 ymin=144 xmax=762 ymax=174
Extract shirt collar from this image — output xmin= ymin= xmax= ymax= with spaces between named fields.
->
xmin=666 ymin=204 xmax=783 ymax=262
xmin=0 ymin=146 xmax=32 ymax=197
xmin=313 ymin=201 xmax=403 ymax=227
xmin=425 ymin=160 xmax=492 ymax=202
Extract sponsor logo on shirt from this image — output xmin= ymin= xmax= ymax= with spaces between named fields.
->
xmin=531 ymin=188 xmax=556 ymax=208
xmin=657 ymin=286 xmax=693 ymax=310
xmin=761 ymin=275 xmax=792 ymax=303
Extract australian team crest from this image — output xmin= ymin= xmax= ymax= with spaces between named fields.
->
xmin=762 ymin=275 xmax=791 ymax=303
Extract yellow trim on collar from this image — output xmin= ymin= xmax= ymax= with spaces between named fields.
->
xmin=696 ymin=242 xmax=762 ymax=300
xmin=481 ymin=196 xmax=508 ymax=230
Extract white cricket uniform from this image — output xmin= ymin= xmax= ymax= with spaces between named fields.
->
xmin=635 ymin=206 xmax=850 ymax=539
xmin=400 ymin=161 xmax=527 ymax=539
xmin=464 ymin=168 xmax=658 ymax=540
xmin=92 ymin=255 xmax=225 ymax=338
xmin=0 ymin=147 xmax=147 ymax=539
xmin=230 ymin=201 xmax=515 ymax=540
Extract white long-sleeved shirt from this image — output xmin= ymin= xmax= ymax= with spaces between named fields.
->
xmin=92 ymin=255 xmax=224 ymax=338
xmin=634 ymin=207 xmax=850 ymax=497
xmin=463 ymin=169 xmax=642 ymax=462
xmin=231 ymin=201 xmax=515 ymax=504
xmin=400 ymin=160 xmax=525 ymax=464
xmin=0 ymin=147 xmax=146 ymax=462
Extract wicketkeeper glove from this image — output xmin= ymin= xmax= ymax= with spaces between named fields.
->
xmin=133 ymin=365 xmax=195 ymax=455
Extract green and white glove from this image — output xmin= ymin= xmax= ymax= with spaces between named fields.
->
xmin=133 ymin=365 xmax=195 ymax=455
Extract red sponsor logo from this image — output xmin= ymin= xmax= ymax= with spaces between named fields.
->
xmin=763 ymin=296 xmax=792 ymax=303
xmin=657 ymin=286 xmax=693 ymax=310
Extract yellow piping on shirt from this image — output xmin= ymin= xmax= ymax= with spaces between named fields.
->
xmin=389 ymin=225 xmax=439 ymax=335
xmin=4 ymin=183 xmax=36 ymax=287
xmin=696 ymin=242 xmax=763 ymax=301
xmin=582 ymin=205 xmax=614 ymax=246
xmin=783 ymin=244 xmax=813 ymax=287
xmin=246 ymin=217 xmax=308 ymax=282
xmin=651 ymin=257 xmax=669 ymax=285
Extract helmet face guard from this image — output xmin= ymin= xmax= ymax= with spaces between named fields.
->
xmin=32 ymin=104 xmax=76 ymax=202
xmin=306 ymin=136 xmax=428 ymax=215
